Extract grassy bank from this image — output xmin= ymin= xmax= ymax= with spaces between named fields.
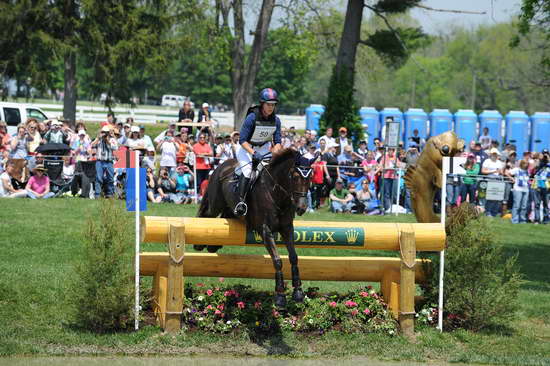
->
xmin=0 ymin=199 xmax=549 ymax=364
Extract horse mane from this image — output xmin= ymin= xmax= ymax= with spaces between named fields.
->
xmin=269 ymin=148 xmax=297 ymax=168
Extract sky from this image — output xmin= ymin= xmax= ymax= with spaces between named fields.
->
xmin=409 ymin=0 xmax=522 ymax=34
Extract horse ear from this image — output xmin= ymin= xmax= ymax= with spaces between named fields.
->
xmin=308 ymin=152 xmax=320 ymax=165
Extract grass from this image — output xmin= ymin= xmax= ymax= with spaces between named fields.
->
xmin=0 ymin=199 xmax=549 ymax=364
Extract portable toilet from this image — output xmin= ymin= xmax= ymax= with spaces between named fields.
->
xmin=429 ymin=109 xmax=453 ymax=137
xmin=505 ymin=111 xmax=530 ymax=156
xmin=358 ymin=107 xmax=379 ymax=150
xmin=379 ymin=108 xmax=403 ymax=143
xmin=531 ymin=112 xmax=550 ymax=153
xmin=454 ymin=109 xmax=478 ymax=147
xmin=479 ymin=110 xmax=503 ymax=145
xmin=305 ymin=104 xmax=325 ymax=131
xmin=404 ymin=108 xmax=428 ymax=149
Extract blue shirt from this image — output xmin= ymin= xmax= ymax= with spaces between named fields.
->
xmin=239 ymin=112 xmax=281 ymax=145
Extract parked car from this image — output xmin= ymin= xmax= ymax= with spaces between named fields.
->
xmin=0 ymin=102 xmax=50 ymax=135
xmin=161 ymin=95 xmax=186 ymax=107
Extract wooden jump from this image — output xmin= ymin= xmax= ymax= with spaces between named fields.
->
xmin=140 ymin=217 xmax=445 ymax=336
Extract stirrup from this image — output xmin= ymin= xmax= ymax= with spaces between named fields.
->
xmin=234 ymin=201 xmax=248 ymax=216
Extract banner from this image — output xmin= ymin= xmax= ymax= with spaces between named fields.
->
xmin=246 ymin=226 xmax=364 ymax=247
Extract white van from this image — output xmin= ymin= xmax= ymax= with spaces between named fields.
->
xmin=161 ymin=95 xmax=185 ymax=107
xmin=0 ymin=102 xmax=50 ymax=135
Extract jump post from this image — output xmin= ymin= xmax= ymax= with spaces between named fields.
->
xmin=139 ymin=216 xmax=446 ymax=336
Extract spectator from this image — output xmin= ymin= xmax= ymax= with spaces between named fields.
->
xmin=91 ymin=125 xmax=117 ymax=199
xmin=156 ymin=167 xmax=175 ymax=202
xmin=193 ymin=133 xmax=213 ymax=193
xmin=171 ymin=164 xmax=194 ymax=204
xmin=329 ymin=179 xmax=353 ymax=213
xmin=73 ymin=122 xmax=90 ymax=143
xmin=100 ymin=112 xmax=115 ymax=128
xmin=0 ymin=161 xmax=27 ymax=198
xmin=139 ymin=125 xmax=154 ymax=150
xmin=336 ymin=127 xmax=351 ymax=156
xmin=472 ymin=142 xmax=488 ymax=165
xmin=25 ymin=119 xmax=41 ymax=153
xmin=142 ymin=146 xmax=156 ymax=170
xmin=508 ymin=160 xmax=530 ymax=224
xmin=408 ymin=129 xmax=425 ymax=151
xmin=311 ymin=154 xmax=329 ymax=209
xmin=25 ymin=164 xmax=54 ymax=199
xmin=72 ymin=130 xmax=91 ymax=162
xmin=531 ymin=150 xmax=549 ymax=224
xmin=158 ymin=130 xmax=179 ymax=174
xmin=175 ymin=131 xmax=191 ymax=165
xmin=479 ymin=127 xmax=491 ymax=151
xmin=127 ymin=126 xmax=145 ymax=150
xmin=338 ymin=145 xmax=360 ymax=185
xmin=281 ymin=128 xmax=292 ymax=148
xmin=43 ymin=120 xmax=69 ymax=145
xmin=145 ymin=167 xmax=161 ymax=203
xmin=322 ymin=141 xmax=340 ymax=194
xmin=154 ymin=122 xmax=178 ymax=145
xmin=0 ymin=121 xmax=11 ymax=156
xmin=216 ymin=134 xmax=236 ymax=163
xmin=381 ymin=148 xmax=401 ymax=212
xmin=361 ymin=151 xmax=379 ymax=186
xmin=481 ymin=148 xmax=504 ymax=217
xmin=354 ymin=140 xmax=368 ymax=160
xmin=318 ymin=138 xmax=327 ymax=155
xmin=179 ymin=101 xmax=195 ymax=124
xmin=356 ymin=179 xmax=380 ymax=215
xmin=319 ymin=127 xmax=336 ymax=147
xmin=62 ymin=156 xmax=75 ymax=180
xmin=10 ymin=125 xmax=30 ymax=159
xmin=460 ymin=154 xmax=480 ymax=205
xmin=197 ymin=102 xmax=211 ymax=123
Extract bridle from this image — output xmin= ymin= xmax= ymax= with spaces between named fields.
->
xmin=263 ymin=163 xmax=312 ymax=206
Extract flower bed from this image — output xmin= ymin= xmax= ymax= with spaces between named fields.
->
xmin=182 ymin=278 xmax=397 ymax=335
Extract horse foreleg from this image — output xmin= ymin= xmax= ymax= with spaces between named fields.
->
xmin=281 ymin=226 xmax=304 ymax=303
xmin=263 ymin=224 xmax=286 ymax=309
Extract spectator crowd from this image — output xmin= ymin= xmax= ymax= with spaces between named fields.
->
xmin=0 ymin=110 xmax=549 ymax=224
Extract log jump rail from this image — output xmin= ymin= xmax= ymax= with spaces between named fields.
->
xmin=139 ymin=216 xmax=446 ymax=336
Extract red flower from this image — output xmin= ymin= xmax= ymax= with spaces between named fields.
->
xmin=351 ymin=309 xmax=359 ymax=316
xmin=328 ymin=301 xmax=337 ymax=308
xmin=272 ymin=309 xmax=280 ymax=317
xmin=345 ymin=300 xmax=358 ymax=307
xmin=363 ymin=308 xmax=371 ymax=315
xmin=217 ymin=304 xmax=225 ymax=311
xmin=359 ymin=291 xmax=369 ymax=297
xmin=206 ymin=289 xmax=213 ymax=296
xmin=254 ymin=301 xmax=262 ymax=309
xmin=215 ymin=309 xmax=222 ymax=315
xmin=237 ymin=301 xmax=245 ymax=309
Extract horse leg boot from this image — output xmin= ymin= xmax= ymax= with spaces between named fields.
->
xmin=283 ymin=230 xmax=304 ymax=303
xmin=233 ymin=174 xmax=251 ymax=217
xmin=263 ymin=224 xmax=286 ymax=309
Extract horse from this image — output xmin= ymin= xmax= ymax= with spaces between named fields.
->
xmin=196 ymin=148 xmax=316 ymax=308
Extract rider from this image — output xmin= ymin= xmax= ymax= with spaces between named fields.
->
xmin=233 ymin=88 xmax=282 ymax=216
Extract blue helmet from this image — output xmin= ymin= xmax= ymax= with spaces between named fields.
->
xmin=259 ymin=88 xmax=279 ymax=103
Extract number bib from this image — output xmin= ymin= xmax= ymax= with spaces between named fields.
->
xmin=250 ymin=125 xmax=276 ymax=145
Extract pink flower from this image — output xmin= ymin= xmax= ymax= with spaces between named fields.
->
xmin=345 ymin=300 xmax=358 ymax=307
xmin=363 ymin=308 xmax=371 ymax=315
xmin=206 ymin=289 xmax=213 ymax=296
xmin=254 ymin=301 xmax=262 ymax=309
xmin=237 ymin=301 xmax=245 ymax=309
xmin=351 ymin=309 xmax=359 ymax=316
xmin=218 ymin=277 xmax=225 ymax=283
xmin=196 ymin=283 xmax=204 ymax=287
xmin=224 ymin=290 xmax=232 ymax=297
xmin=272 ymin=309 xmax=280 ymax=317
xmin=328 ymin=301 xmax=337 ymax=308
xmin=359 ymin=291 xmax=369 ymax=297
xmin=215 ymin=309 xmax=222 ymax=315
xmin=217 ymin=304 xmax=225 ymax=311
xmin=206 ymin=305 xmax=213 ymax=310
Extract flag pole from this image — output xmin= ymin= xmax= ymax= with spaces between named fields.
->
xmin=134 ymin=150 xmax=140 ymax=330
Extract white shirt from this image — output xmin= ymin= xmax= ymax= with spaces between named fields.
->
xmin=0 ymin=172 xmax=9 ymax=197
xmin=482 ymin=158 xmax=503 ymax=177
xmin=319 ymin=135 xmax=335 ymax=146
xmin=160 ymin=141 xmax=177 ymax=167
xmin=509 ymin=167 xmax=529 ymax=192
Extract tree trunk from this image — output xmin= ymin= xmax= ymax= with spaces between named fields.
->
xmin=335 ymin=0 xmax=364 ymax=74
xmin=63 ymin=51 xmax=77 ymax=124
xmin=230 ymin=0 xmax=276 ymax=130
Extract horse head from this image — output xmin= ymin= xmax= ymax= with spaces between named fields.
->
xmin=292 ymin=152 xmax=318 ymax=216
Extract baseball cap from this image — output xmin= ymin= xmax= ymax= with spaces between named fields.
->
xmin=147 ymin=146 xmax=155 ymax=152
xmin=130 ymin=126 xmax=140 ymax=133
xmin=489 ymin=148 xmax=500 ymax=155
xmin=339 ymin=127 xmax=347 ymax=133
xmin=202 ymin=102 xmax=209 ymax=108
xmin=335 ymin=179 xmax=344 ymax=184
xmin=101 ymin=125 xmax=111 ymax=133
xmin=78 ymin=130 xmax=86 ymax=136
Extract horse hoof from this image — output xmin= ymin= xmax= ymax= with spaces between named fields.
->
xmin=207 ymin=245 xmax=222 ymax=253
xmin=274 ymin=294 xmax=287 ymax=309
xmin=193 ymin=245 xmax=206 ymax=251
xmin=292 ymin=288 xmax=305 ymax=303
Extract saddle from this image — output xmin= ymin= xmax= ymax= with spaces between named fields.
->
xmin=232 ymin=159 xmax=270 ymax=194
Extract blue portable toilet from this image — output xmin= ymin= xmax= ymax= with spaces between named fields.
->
xmin=305 ymin=104 xmax=325 ymax=131
xmin=454 ymin=109 xmax=478 ymax=147
xmin=379 ymin=108 xmax=403 ymax=143
xmin=404 ymin=108 xmax=428 ymax=149
xmin=505 ymin=111 xmax=530 ymax=156
xmin=358 ymin=107 xmax=379 ymax=150
xmin=479 ymin=110 xmax=503 ymax=145
xmin=531 ymin=112 xmax=550 ymax=153
xmin=429 ymin=109 xmax=453 ymax=137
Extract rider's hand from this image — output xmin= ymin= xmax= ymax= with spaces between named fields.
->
xmin=252 ymin=151 xmax=263 ymax=163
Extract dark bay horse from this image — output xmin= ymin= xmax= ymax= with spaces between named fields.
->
xmin=197 ymin=148 xmax=316 ymax=307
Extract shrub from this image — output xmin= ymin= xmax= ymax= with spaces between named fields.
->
xmin=182 ymin=281 xmax=397 ymax=335
xmin=421 ymin=204 xmax=522 ymax=331
xmin=70 ymin=200 xmax=134 ymax=332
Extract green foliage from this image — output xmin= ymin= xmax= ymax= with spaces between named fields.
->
xmin=364 ymin=27 xmax=431 ymax=68
xmin=421 ymin=204 xmax=522 ymax=331
xmin=320 ymin=67 xmax=362 ymax=141
xmin=183 ymin=282 xmax=397 ymax=335
xmin=70 ymin=199 xmax=134 ymax=333
xmin=373 ymin=0 xmax=421 ymax=14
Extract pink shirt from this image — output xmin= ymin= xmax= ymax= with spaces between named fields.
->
xmin=382 ymin=154 xmax=400 ymax=179
xmin=27 ymin=175 xmax=50 ymax=194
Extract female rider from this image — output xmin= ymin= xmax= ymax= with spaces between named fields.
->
xmin=234 ymin=88 xmax=282 ymax=216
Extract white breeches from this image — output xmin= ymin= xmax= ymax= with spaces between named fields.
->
xmin=235 ymin=142 xmax=271 ymax=178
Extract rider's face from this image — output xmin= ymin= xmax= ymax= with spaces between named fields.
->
xmin=261 ymin=103 xmax=276 ymax=116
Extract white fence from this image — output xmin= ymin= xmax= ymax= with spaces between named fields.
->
xmin=32 ymin=103 xmax=306 ymax=130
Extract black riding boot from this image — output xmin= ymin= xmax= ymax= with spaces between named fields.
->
xmin=234 ymin=175 xmax=251 ymax=216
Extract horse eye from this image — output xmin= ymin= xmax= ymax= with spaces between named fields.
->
xmin=441 ymin=145 xmax=450 ymax=155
